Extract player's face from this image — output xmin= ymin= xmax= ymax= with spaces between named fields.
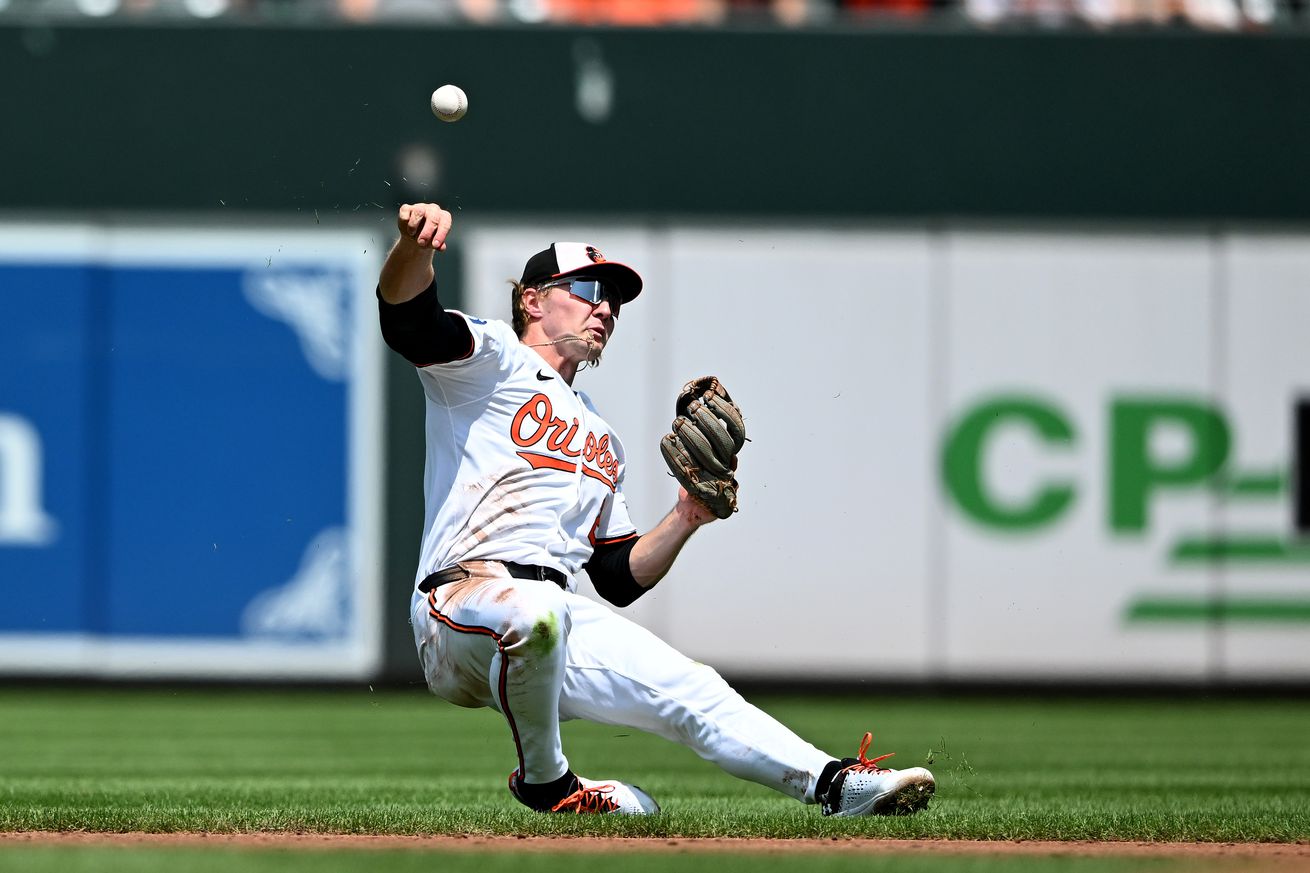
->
xmin=540 ymin=279 xmax=620 ymax=362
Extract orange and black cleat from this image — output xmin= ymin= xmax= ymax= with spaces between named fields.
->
xmin=819 ymin=732 xmax=935 ymax=817
xmin=509 ymin=770 xmax=660 ymax=815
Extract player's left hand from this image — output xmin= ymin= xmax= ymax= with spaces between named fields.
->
xmin=675 ymin=486 xmax=721 ymax=528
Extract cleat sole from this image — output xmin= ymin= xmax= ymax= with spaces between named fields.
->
xmin=833 ymin=772 xmax=937 ymax=818
xmin=876 ymin=778 xmax=935 ymax=816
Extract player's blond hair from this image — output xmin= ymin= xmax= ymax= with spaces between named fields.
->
xmin=510 ymin=279 xmax=554 ymax=338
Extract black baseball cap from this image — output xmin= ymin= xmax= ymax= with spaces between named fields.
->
xmin=520 ymin=242 xmax=643 ymax=303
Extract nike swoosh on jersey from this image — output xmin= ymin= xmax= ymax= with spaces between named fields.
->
xmin=536 ymin=371 xmax=552 ymax=381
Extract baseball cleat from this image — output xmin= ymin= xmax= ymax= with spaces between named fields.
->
xmin=509 ymin=770 xmax=661 ymax=815
xmin=820 ymin=732 xmax=935 ymax=817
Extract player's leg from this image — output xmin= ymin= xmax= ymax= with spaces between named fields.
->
xmin=559 ymin=594 xmax=935 ymax=815
xmin=416 ymin=561 xmax=665 ymax=812
xmin=412 ymin=566 xmax=571 ymax=787
xmin=413 ymin=567 xmax=661 ymax=814
xmin=557 ymin=592 xmax=834 ymax=802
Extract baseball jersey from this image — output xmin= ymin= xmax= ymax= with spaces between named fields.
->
xmin=412 ymin=311 xmax=637 ymax=589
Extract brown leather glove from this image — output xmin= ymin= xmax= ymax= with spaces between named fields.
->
xmin=658 ymin=376 xmax=746 ymax=520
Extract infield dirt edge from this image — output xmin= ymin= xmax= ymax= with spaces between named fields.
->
xmin=2 ymin=831 xmax=1309 ymax=861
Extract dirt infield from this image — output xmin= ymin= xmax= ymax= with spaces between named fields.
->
xmin=3 ymin=831 xmax=1309 ymax=867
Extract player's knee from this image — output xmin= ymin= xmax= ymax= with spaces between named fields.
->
xmin=501 ymin=585 xmax=569 ymax=660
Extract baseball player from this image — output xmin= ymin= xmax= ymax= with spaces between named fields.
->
xmin=378 ymin=202 xmax=935 ymax=816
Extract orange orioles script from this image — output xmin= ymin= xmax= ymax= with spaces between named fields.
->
xmin=512 ymin=393 xmax=619 ymax=491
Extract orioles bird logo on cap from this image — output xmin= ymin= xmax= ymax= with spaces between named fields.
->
xmin=586 ymin=246 xmax=606 ymax=264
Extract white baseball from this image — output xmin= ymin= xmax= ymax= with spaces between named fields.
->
xmin=430 ymin=85 xmax=468 ymax=123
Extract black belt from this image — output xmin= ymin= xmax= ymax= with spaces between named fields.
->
xmin=418 ymin=561 xmax=567 ymax=593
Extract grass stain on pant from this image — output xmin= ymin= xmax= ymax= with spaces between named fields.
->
xmin=524 ymin=612 xmax=560 ymax=659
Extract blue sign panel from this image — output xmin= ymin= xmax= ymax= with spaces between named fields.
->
xmin=0 ymin=227 xmax=382 ymax=678
xmin=0 ymin=265 xmax=95 ymax=634
xmin=103 ymin=265 xmax=350 ymax=639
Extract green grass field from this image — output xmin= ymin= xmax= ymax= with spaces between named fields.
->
xmin=0 ymin=687 xmax=1307 ymax=870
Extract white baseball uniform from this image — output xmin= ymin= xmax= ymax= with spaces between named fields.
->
xmin=411 ymin=313 xmax=634 ymax=584
xmin=400 ymin=308 xmax=834 ymax=803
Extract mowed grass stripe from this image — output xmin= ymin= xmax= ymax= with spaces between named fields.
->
xmin=0 ymin=689 xmax=1307 ymax=841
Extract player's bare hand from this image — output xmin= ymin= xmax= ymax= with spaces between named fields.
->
xmin=675 ymin=487 xmax=720 ymax=528
xmin=397 ymin=203 xmax=453 ymax=251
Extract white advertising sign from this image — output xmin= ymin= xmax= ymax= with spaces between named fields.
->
xmin=459 ymin=222 xmax=1309 ymax=682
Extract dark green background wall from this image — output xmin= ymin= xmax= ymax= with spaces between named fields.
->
xmin=5 ymin=22 xmax=1308 ymax=681
xmin=4 ymin=24 xmax=1310 ymax=219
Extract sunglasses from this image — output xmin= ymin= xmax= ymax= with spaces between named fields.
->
xmin=541 ymin=278 xmax=622 ymax=313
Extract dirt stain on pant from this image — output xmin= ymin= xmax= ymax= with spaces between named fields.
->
xmin=781 ymin=768 xmax=814 ymax=795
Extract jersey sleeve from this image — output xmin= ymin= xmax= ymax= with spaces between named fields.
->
xmin=589 ymin=482 xmax=638 ymax=546
xmin=414 ymin=314 xmax=520 ymax=405
xmin=377 ymin=280 xmax=474 ymax=366
xmin=583 ymin=484 xmax=644 ymax=607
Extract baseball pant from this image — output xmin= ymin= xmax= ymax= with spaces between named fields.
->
xmin=411 ymin=560 xmax=834 ymax=802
